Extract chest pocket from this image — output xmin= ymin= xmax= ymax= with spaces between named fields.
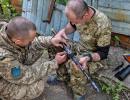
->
xmin=77 ymin=20 xmax=98 ymax=49
xmin=16 ymin=48 xmax=43 ymax=65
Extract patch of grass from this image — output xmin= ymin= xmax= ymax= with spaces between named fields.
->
xmin=56 ymin=0 xmax=68 ymax=5
xmin=101 ymin=82 xmax=124 ymax=100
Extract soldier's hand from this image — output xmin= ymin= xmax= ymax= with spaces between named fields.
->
xmin=72 ymin=56 xmax=90 ymax=71
xmin=57 ymin=29 xmax=68 ymax=39
xmin=79 ymin=56 xmax=90 ymax=69
xmin=55 ymin=52 xmax=67 ymax=64
xmin=51 ymin=29 xmax=68 ymax=47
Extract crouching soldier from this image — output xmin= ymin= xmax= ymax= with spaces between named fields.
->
xmin=0 ymin=17 xmax=67 ymax=100
xmin=47 ymin=0 xmax=112 ymax=100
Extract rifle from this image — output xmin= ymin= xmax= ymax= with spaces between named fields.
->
xmin=51 ymin=28 xmax=100 ymax=92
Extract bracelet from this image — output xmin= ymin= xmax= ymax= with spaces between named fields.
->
xmin=83 ymin=53 xmax=93 ymax=62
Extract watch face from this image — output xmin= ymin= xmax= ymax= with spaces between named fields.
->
xmin=123 ymin=54 xmax=130 ymax=63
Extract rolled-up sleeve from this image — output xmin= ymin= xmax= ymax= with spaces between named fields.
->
xmin=96 ymin=26 xmax=111 ymax=60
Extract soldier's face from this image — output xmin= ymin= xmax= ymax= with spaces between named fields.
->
xmin=66 ymin=10 xmax=85 ymax=25
xmin=13 ymin=30 xmax=36 ymax=47
xmin=66 ymin=10 xmax=80 ymax=24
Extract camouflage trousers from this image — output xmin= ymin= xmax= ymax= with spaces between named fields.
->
xmin=0 ymin=78 xmax=45 ymax=100
xmin=57 ymin=59 xmax=105 ymax=96
xmin=47 ymin=46 xmax=107 ymax=96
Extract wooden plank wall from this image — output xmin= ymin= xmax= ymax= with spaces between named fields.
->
xmin=22 ymin=0 xmax=130 ymax=36
xmin=22 ymin=0 xmax=68 ymax=36
xmin=88 ymin=0 xmax=130 ymax=36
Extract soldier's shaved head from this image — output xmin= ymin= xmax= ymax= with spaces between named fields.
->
xmin=6 ymin=16 xmax=36 ymax=39
xmin=65 ymin=0 xmax=89 ymax=18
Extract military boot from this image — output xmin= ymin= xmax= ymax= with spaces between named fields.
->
xmin=74 ymin=94 xmax=85 ymax=100
xmin=0 ymin=97 xmax=4 ymax=100
xmin=47 ymin=74 xmax=62 ymax=85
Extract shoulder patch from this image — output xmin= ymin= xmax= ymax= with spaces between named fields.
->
xmin=11 ymin=66 xmax=22 ymax=79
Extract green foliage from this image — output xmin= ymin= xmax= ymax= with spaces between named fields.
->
xmin=56 ymin=0 xmax=68 ymax=5
xmin=0 ymin=0 xmax=18 ymax=19
xmin=112 ymin=35 xmax=120 ymax=42
xmin=111 ymin=35 xmax=120 ymax=46
xmin=101 ymin=82 xmax=124 ymax=100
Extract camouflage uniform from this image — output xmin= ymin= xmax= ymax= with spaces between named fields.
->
xmin=58 ymin=7 xmax=112 ymax=96
xmin=0 ymin=23 xmax=58 ymax=100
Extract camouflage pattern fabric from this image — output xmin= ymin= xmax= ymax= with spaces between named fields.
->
xmin=0 ymin=23 xmax=58 ymax=100
xmin=58 ymin=7 xmax=112 ymax=96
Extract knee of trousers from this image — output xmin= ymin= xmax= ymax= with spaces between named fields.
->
xmin=24 ymin=79 xmax=45 ymax=100
xmin=0 ymin=79 xmax=45 ymax=100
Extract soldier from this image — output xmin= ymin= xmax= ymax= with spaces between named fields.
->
xmin=47 ymin=0 xmax=112 ymax=100
xmin=0 ymin=17 xmax=67 ymax=100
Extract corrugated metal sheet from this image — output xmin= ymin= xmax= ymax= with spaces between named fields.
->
xmin=22 ymin=0 xmax=130 ymax=36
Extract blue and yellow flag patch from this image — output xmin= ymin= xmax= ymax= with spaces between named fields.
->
xmin=11 ymin=66 xmax=22 ymax=79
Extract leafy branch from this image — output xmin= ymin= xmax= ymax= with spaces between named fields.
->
xmin=56 ymin=0 xmax=68 ymax=5
xmin=0 ymin=0 xmax=18 ymax=19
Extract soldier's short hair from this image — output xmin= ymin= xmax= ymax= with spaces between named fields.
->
xmin=6 ymin=16 xmax=36 ymax=39
xmin=66 ymin=0 xmax=89 ymax=18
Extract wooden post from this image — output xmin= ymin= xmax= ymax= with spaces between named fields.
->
xmin=43 ymin=0 xmax=56 ymax=23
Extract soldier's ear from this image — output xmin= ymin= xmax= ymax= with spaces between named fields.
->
xmin=14 ymin=39 xmax=22 ymax=45
xmin=83 ymin=13 xmax=88 ymax=19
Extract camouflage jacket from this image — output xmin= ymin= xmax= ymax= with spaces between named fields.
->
xmin=76 ymin=7 xmax=112 ymax=52
xmin=0 ymin=23 xmax=57 ymax=85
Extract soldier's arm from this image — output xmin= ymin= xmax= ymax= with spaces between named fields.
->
xmin=0 ymin=49 xmax=58 ymax=85
xmin=62 ymin=22 xmax=76 ymax=34
xmin=31 ymin=32 xmax=67 ymax=49
xmin=84 ymin=26 xmax=112 ymax=62
xmin=31 ymin=36 xmax=52 ymax=49
xmin=91 ymin=27 xmax=112 ymax=61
